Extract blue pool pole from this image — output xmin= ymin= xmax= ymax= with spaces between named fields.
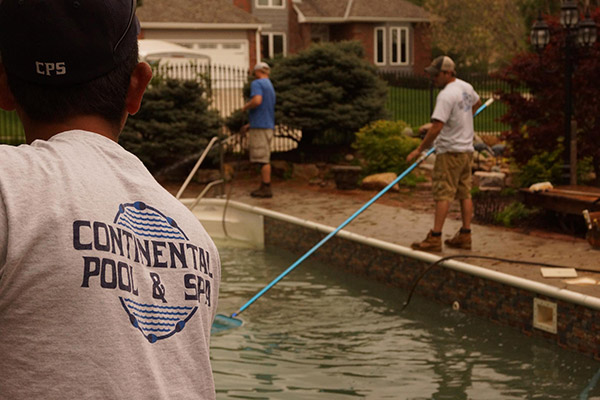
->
xmin=474 ymin=97 xmax=494 ymax=117
xmin=231 ymin=147 xmax=436 ymax=317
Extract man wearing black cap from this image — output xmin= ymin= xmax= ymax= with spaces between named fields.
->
xmin=0 ymin=0 xmax=220 ymax=398
xmin=407 ymin=56 xmax=482 ymax=252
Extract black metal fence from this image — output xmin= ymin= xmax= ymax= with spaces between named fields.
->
xmin=379 ymin=71 xmax=512 ymax=135
xmin=0 ymin=64 xmax=512 ymax=147
xmin=0 ymin=109 xmax=25 ymax=145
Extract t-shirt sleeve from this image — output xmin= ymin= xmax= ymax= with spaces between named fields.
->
xmin=250 ymin=80 xmax=264 ymax=98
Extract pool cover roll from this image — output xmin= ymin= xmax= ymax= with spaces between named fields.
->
xmin=211 ymin=314 xmax=243 ymax=334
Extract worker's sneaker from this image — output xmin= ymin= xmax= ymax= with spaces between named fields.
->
xmin=250 ymin=183 xmax=272 ymax=198
xmin=445 ymin=228 xmax=472 ymax=250
xmin=411 ymin=230 xmax=442 ymax=252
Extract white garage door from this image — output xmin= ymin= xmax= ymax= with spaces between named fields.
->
xmin=178 ymin=41 xmax=248 ymax=70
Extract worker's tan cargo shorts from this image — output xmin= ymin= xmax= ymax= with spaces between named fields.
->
xmin=249 ymin=128 xmax=273 ymax=164
xmin=432 ymin=152 xmax=473 ymax=201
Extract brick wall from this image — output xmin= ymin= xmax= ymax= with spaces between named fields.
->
xmin=328 ymin=22 xmax=432 ymax=73
xmin=413 ymin=22 xmax=432 ymax=74
xmin=288 ymin=4 xmax=311 ymax=54
xmin=246 ymin=29 xmax=257 ymax=69
xmin=329 ymin=23 xmax=374 ymax=61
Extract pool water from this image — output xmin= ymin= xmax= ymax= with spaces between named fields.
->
xmin=211 ymin=242 xmax=600 ymax=399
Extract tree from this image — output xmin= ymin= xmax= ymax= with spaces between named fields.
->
xmin=518 ymin=0 xmax=561 ymax=28
xmin=269 ymin=41 xmax=388 ymax=156
xmin=424 ymin=0 xmax=529 ymax=72
xmin=496 ymin=8 xmax=600 ymax=186
xmin=119 ymin=79 xmax=222 ymax=177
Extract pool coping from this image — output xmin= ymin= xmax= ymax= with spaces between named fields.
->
xmin=186 ymin=198 xmax=600 ymax=358
xmin=189 ymin=198 xmax=600 ymax=312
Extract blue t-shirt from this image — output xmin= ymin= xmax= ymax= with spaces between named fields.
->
xmin=248 ymin=78 xmax=276 ymax=129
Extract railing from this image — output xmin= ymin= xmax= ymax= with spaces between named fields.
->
xmin=0 ymin=109 xmax=25 ymax=145
xmin=0 ymin=65 xmax=516 ymax=147
xmin=153 ymin=63 xmax=248 ymax=119
xmin=176 ymin=136 xmax=223 ymax=200
xmin=379 ymin=71 xmax=514 ymax=136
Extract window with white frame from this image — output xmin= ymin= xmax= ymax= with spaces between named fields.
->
xmin=390 ymin=27 xmax=409 ymax=65
xmin=374 ymin=27 xmax=385 ymax=65
xmin=256 ymin=0 xmax=284 ymax=8
xmin=261 ymin=33 xmax=286 ymax=59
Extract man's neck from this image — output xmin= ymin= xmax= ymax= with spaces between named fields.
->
xmin=19 ymin=112 xmax=122 ymax=144
xmin=441 ymin=76 xmax=456 ymax=89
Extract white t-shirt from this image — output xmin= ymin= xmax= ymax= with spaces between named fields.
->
xmin=0 ymin=130 xmax=220 ymax=399
xmin=431 ymin=78 xmax=480 ymax=154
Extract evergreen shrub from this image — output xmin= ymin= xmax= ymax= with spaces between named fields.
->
xmin=352 ymin=120 xmax=420 ymax=176
xmin=270 ymin=41 xmax=388 ymax=153
xmin=119 ymin=79 xmax=222 ymax=177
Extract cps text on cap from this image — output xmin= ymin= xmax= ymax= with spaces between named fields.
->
xmin=0 ymin=0 xmax=140 ymax=86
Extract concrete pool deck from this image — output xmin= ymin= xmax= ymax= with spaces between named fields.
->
xmin=204 ymin=178 xmax=600 ymax=299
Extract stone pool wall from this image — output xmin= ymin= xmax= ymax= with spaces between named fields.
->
xmin=264 ymin=217 xmax=600 ymax=360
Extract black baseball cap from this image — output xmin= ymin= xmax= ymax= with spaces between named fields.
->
xmin=0 ymin=0 xmax=140 ymax=86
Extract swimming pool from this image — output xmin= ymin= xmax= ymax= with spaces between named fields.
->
xmin=211 ymin=242 xmax=600 ymax=399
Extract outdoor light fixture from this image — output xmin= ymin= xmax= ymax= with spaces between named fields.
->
xmin=530 ymin=12 xmax=550 ymax=51
xmin=529 ymin=1 xmax=598 ymax=185
xmin=560 ymin=0 xmax=579 ymax=29
xmin=577 ymin=9 xmax=598 ymax=48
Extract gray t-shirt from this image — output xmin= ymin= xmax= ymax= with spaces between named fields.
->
xmin=0 ymin=130 xmax=220 ymax=399
xmin=431 ymin=78 xmax=480 ymax=154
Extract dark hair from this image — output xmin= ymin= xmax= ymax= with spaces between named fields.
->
xmin=6 ymin=45 xmax=139 ymax=126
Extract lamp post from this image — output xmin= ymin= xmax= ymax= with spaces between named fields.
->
xmin=530 ymin=1 xmax=597 ymax=185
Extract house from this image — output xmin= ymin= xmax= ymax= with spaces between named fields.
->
xmin=136 ymin=0 xmax=270 ymax=69
xmin=137 ymin=0 xmax=432 ymax=73
xmin=234 ymin=0 xmax=433 ymax=73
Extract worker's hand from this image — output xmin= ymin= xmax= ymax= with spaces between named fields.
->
xmin=240 ymin=124 xmax=249 ymax=137
xmin=418 ymin=122 xmax=432 ymax=136
xmin=407 ymin=148 xmax=421 ymax=162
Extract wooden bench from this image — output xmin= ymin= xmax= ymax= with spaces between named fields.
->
xmin=519 ymin=185 xmax=600 ymax=233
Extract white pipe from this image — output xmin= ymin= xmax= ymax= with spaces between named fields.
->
xmin=190 ymin=198 xmax=600 ymax=311
xmin=186 ymin=179 xmax=224 ymax=211
xmin=175 ymin=136 xmax=219 ymax=200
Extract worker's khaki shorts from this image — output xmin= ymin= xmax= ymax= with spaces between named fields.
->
xmin=432 ymin=152 xmax=473 ymax=201
xmin=249 ymin=128 xmax=273 ymax=164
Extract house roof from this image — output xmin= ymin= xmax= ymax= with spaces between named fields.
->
xmin=137 ymin=0 xmax=267 ymax=28
xmin=293 ymin=0 xmax=431 ymax=23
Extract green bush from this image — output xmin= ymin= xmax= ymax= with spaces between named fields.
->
xmin=494 ymin=202 xmax=536 ymax=227
xmin=577 ymin=156 xmax=595 ymax=184
xmin=513 ymin=148 xmax=563 ymax=188
xmin=352 ymin=120 xmax=420 ymax=176
xmin=224 ymin=108 xmax=248 ymax=135
xmin=120 ymin=79 xmax=222 ymax=177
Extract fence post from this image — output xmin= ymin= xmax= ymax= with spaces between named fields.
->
xmin=429 ymin=80 xmax=434 ymax=117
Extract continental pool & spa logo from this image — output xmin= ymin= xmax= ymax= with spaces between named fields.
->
xmin=72 ymin=202 xmax=214 ymax=343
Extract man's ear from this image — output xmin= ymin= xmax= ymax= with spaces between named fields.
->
xmin=125 ymin=62 xmax=152 ymax=115
xmin=0 ymin=64 xmax=17 ymax=111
